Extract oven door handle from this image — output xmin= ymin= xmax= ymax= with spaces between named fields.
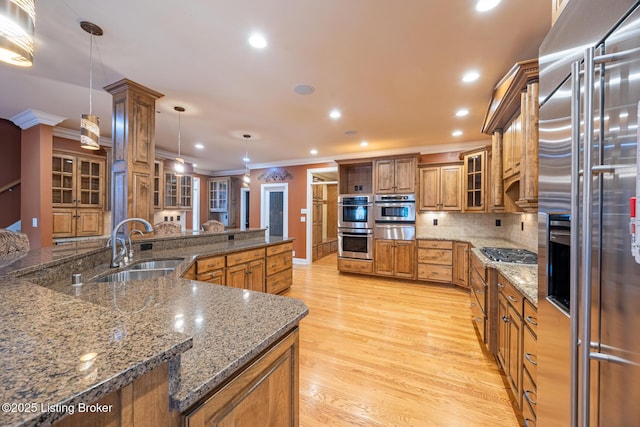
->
xmin=339 ymin=232 xmax=373 ymax=237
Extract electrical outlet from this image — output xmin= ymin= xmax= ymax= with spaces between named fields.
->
xmin=495 ymin=219 xmax=501 ymax=227
xmin=292 ymin=250 xmax=296 ymax=257
xmin=32 ymin=217 xmax=37 ymax=228
xmin=521 ymin=221 xmax=524 ymax=231
xmin=433 ymin=218 xmax=438 ymax=226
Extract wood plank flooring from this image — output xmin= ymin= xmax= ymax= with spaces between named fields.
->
xmin=284 ymin=254 xmax=520 ymax=427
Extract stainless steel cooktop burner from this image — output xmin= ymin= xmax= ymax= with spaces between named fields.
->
xmin=481 ymin=247 xmax=538 ymax=264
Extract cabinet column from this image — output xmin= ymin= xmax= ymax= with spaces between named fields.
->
xmin=517 ymin=82 xmax=539 ymax=211
xmin=104 ymin=79 xmax=164 ymax=231
xmin=12 ymin=109 xmax=65 ymax=248
xmin=491 ymin=130 xmax=505 ymax=212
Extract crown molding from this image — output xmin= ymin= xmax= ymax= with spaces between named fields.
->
xmin=11 ymin=109 xmax=66 ymax=130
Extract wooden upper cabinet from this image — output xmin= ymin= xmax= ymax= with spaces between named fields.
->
xmin=164 ymin=172 xmax=192 ymax=210
xmin=418 ymin=164 xmax=462 ymax=211
xmin=461 ymin=147 xmax=491 ymax=212
xmin=374 ymin=156 xmax=417 ymax=194
xmin=481 ymin=58 xmax=538 ymax=213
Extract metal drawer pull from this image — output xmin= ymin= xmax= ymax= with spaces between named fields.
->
xmin=497 ymin=283 xmax=505 ymax=289
xmin=502 ymin=315 xmax=509 ymax=323
xmin=525 ymin=352 xmax=538 ymax=366
xmin=526 ymin=315 xmax=537 ymax=325
xmin=476 ymin=289 xmax=483 ymax=294
xmin=523 ymin=390 xmax=537 ymax=406
xmin=524 ymin=419 xmax=536 ymax=427
xmin=508 ymin=295 xmax=518 ymax=302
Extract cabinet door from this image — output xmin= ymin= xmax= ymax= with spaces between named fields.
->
xmin=184 ymin=329 xmax=299 ymax=427
xmin=226 ymin=264 xmax=247 ymax=289
xmin=418 ymin=167 xmax=440 ymax=211
xmin=394 ymin=157 xmax=416 ymax=193
xmin=497 ymin=292 xmax=508 ymax=371
xmin=374 ymin=239 xmax=394 ymax=276
xmin=394 ymin=240 xmax=415 ymax=278
xmin=508 ymin=304 xmax=523 ymax=404
xmin=77 ymin=158 xmax=104 ymax=208
xmin=375 ymin=159 xmax=395 ymax=193
xmin=52 ymin=208 xmax=76 ymax=237
xmin=153 ymin=161 xmax=163 ymax=209
xmin=52 ymin=154 xmax=76 ymax=207
xmin=246 ymin=259 xmax=265 ymax=292
xmin=440 ymin=165 xmax=463 ymax=211
xmin=180 ymin=175 xmax=193 ymax=209
xmin=76 ymin=209 xmax=104 ymax=236
xmin=165 ymin=172 xmax=179 ymax=208
xmin=197 ymin=269 xmax=226 ymax=285
xmin=453 ymin=242 xmax=469 ymax=288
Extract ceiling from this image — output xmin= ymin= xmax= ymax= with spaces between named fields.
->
xmin=0 ymin=0 xmax=550 ymax=175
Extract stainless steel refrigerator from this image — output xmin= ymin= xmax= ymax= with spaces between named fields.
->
xmin=538 ymin=0 xmax=640 ymax=426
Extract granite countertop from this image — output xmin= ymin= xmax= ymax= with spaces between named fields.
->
xmin=0 ymin=233 xmax=308 ymax=426
xmin=416 ymin=234 xmax=538 ymax=305
xmin=470 ymin=245 xmax=538 ymax=306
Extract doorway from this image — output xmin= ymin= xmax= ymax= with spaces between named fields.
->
xmin=306 ymin=167 xmax=338 ymax=264
xmin=261 ymin=183 xmax=288 ymax=239
xmin=240 ymin=187 xmax=250 ymax=229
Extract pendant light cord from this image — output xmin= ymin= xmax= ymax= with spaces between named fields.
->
xmin=177 ymin=110 xmax=181 ymax=157
xmin=89 ymin=33 xmax=94 ymax=115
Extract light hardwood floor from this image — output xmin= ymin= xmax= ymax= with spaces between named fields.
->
xmin=284 ymin=254 xmax=521 ymax=427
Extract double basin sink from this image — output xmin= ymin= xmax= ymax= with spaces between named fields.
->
xmin=93 ymin=258 xmax=184 ymax=283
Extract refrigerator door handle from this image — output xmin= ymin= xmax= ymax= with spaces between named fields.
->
xmin=594 ymin=46 xmax=640 ymax=64
xmin=590 ymin=352 xmax=640 ymax=367
xmin=579 ymin=46 xmax=597 ymax=427
xmin=591 ymin=164 xmax=618 ymax=174
xmin=569 ymin=59 xmax=582 ymax=427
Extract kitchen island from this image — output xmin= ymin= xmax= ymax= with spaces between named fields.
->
xmin=0 ymin=229 xmax=308 ymax=426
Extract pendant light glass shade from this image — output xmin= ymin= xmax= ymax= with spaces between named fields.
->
xmin=80 ymin=21 xmax=102 ymax=150
xmin=80 ymin=114 xmax=100 ymax=150
xmin=0 ymin=0 xmax=35 ymax=67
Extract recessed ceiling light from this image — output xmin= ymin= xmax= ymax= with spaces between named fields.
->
xmin=344 ymin=130 xmax=358 ymax=136
xmin=456 ymin=108 xmax=469 ymax=117
xmin=195 ymin=143 xmax=204 ymax=149
xmin=452 ymin=130 xmax=463 ymax=137
xmin=462 ymin=71 xmax=480 ymax=83
xmin=248 ymin=33 xmax=267 ymax=49
xmin=360 ymin=140 xmax=368 ymax=147
xmin=329 ymin=109 xmax=341 ymax=120
xmin=294 ymin=84 xmax=315 ymax=95
xmin=310 ymin=149 xmax=318 ymax=155
xmin=476 ymin=0 xmax=501 ymax=12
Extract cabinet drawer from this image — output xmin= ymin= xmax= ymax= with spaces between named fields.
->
xmin=338 ymin=258 xmax=373 ymax=274
xmin=418 ymin=240 xmax=453 ymax=250
xmin=522 ymin=368 xmax=537 ymax=419
xmin=196 ymin=255 xmax=225 ymax=274
xmin=471 ymin=252 xmax=487 ymax=282
xmin=227 ymin=248 xmax=266 ymax=267
xmin=469 ymin=267 xmax=487 ymax=312
xmin=524 ymin=299 xmax=538 ymax=336
xmin=266 ymin=242 xmax=293 ymax=256
xmin=498 ymin=274 xmax=524 ymax=317
xmin=417 ymin=264 xmax=452 ymax=282
xmin=417 ymin=248 xmax=453 ymax=265
xmin=266 ymin=268 xmax=292 ymax=294
xmin=523 ymin=322 xmax=537 ymax=382
xmin=196 ymin=268 xmax=226 ymax=285
xmin=266 ymin=252 xmax=292 ymax=276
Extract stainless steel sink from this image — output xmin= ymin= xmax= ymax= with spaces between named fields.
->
xmin=94 ymin=268 xmax=174 ymax=283
xmin=130 ymin=259 xmax=184 ymax=270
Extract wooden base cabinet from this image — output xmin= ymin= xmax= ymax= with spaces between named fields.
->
xmin=266 ymin=242 xmax=293 ymax=294
xmin=184 ymin=328 xmax=299 ymax=427
xmin=374 ymin=239 xmax=415 ymax=279
xmin=416 ymin=240 xmax=453 ymax=283
xmin=453 ymin=242 xmax=469 ymax=288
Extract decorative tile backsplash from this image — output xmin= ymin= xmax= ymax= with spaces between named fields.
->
xmin=416 ymin=212 xmax=538 ymax=252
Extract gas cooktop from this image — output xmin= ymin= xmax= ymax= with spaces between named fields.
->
xmin=481 ymin=247 xmax=538 ymax=264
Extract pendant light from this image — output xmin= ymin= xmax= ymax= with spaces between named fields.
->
xmin=80 ymin=21 xmax=103 ymax=150
xmin=174 ymin=106 xmax=185 ymax=176
xmin=0 ymin=0 xmax=36 ymax=67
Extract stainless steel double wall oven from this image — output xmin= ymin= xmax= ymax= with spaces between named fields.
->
xmin=338 ymin=194 xmax=374 ymax=260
